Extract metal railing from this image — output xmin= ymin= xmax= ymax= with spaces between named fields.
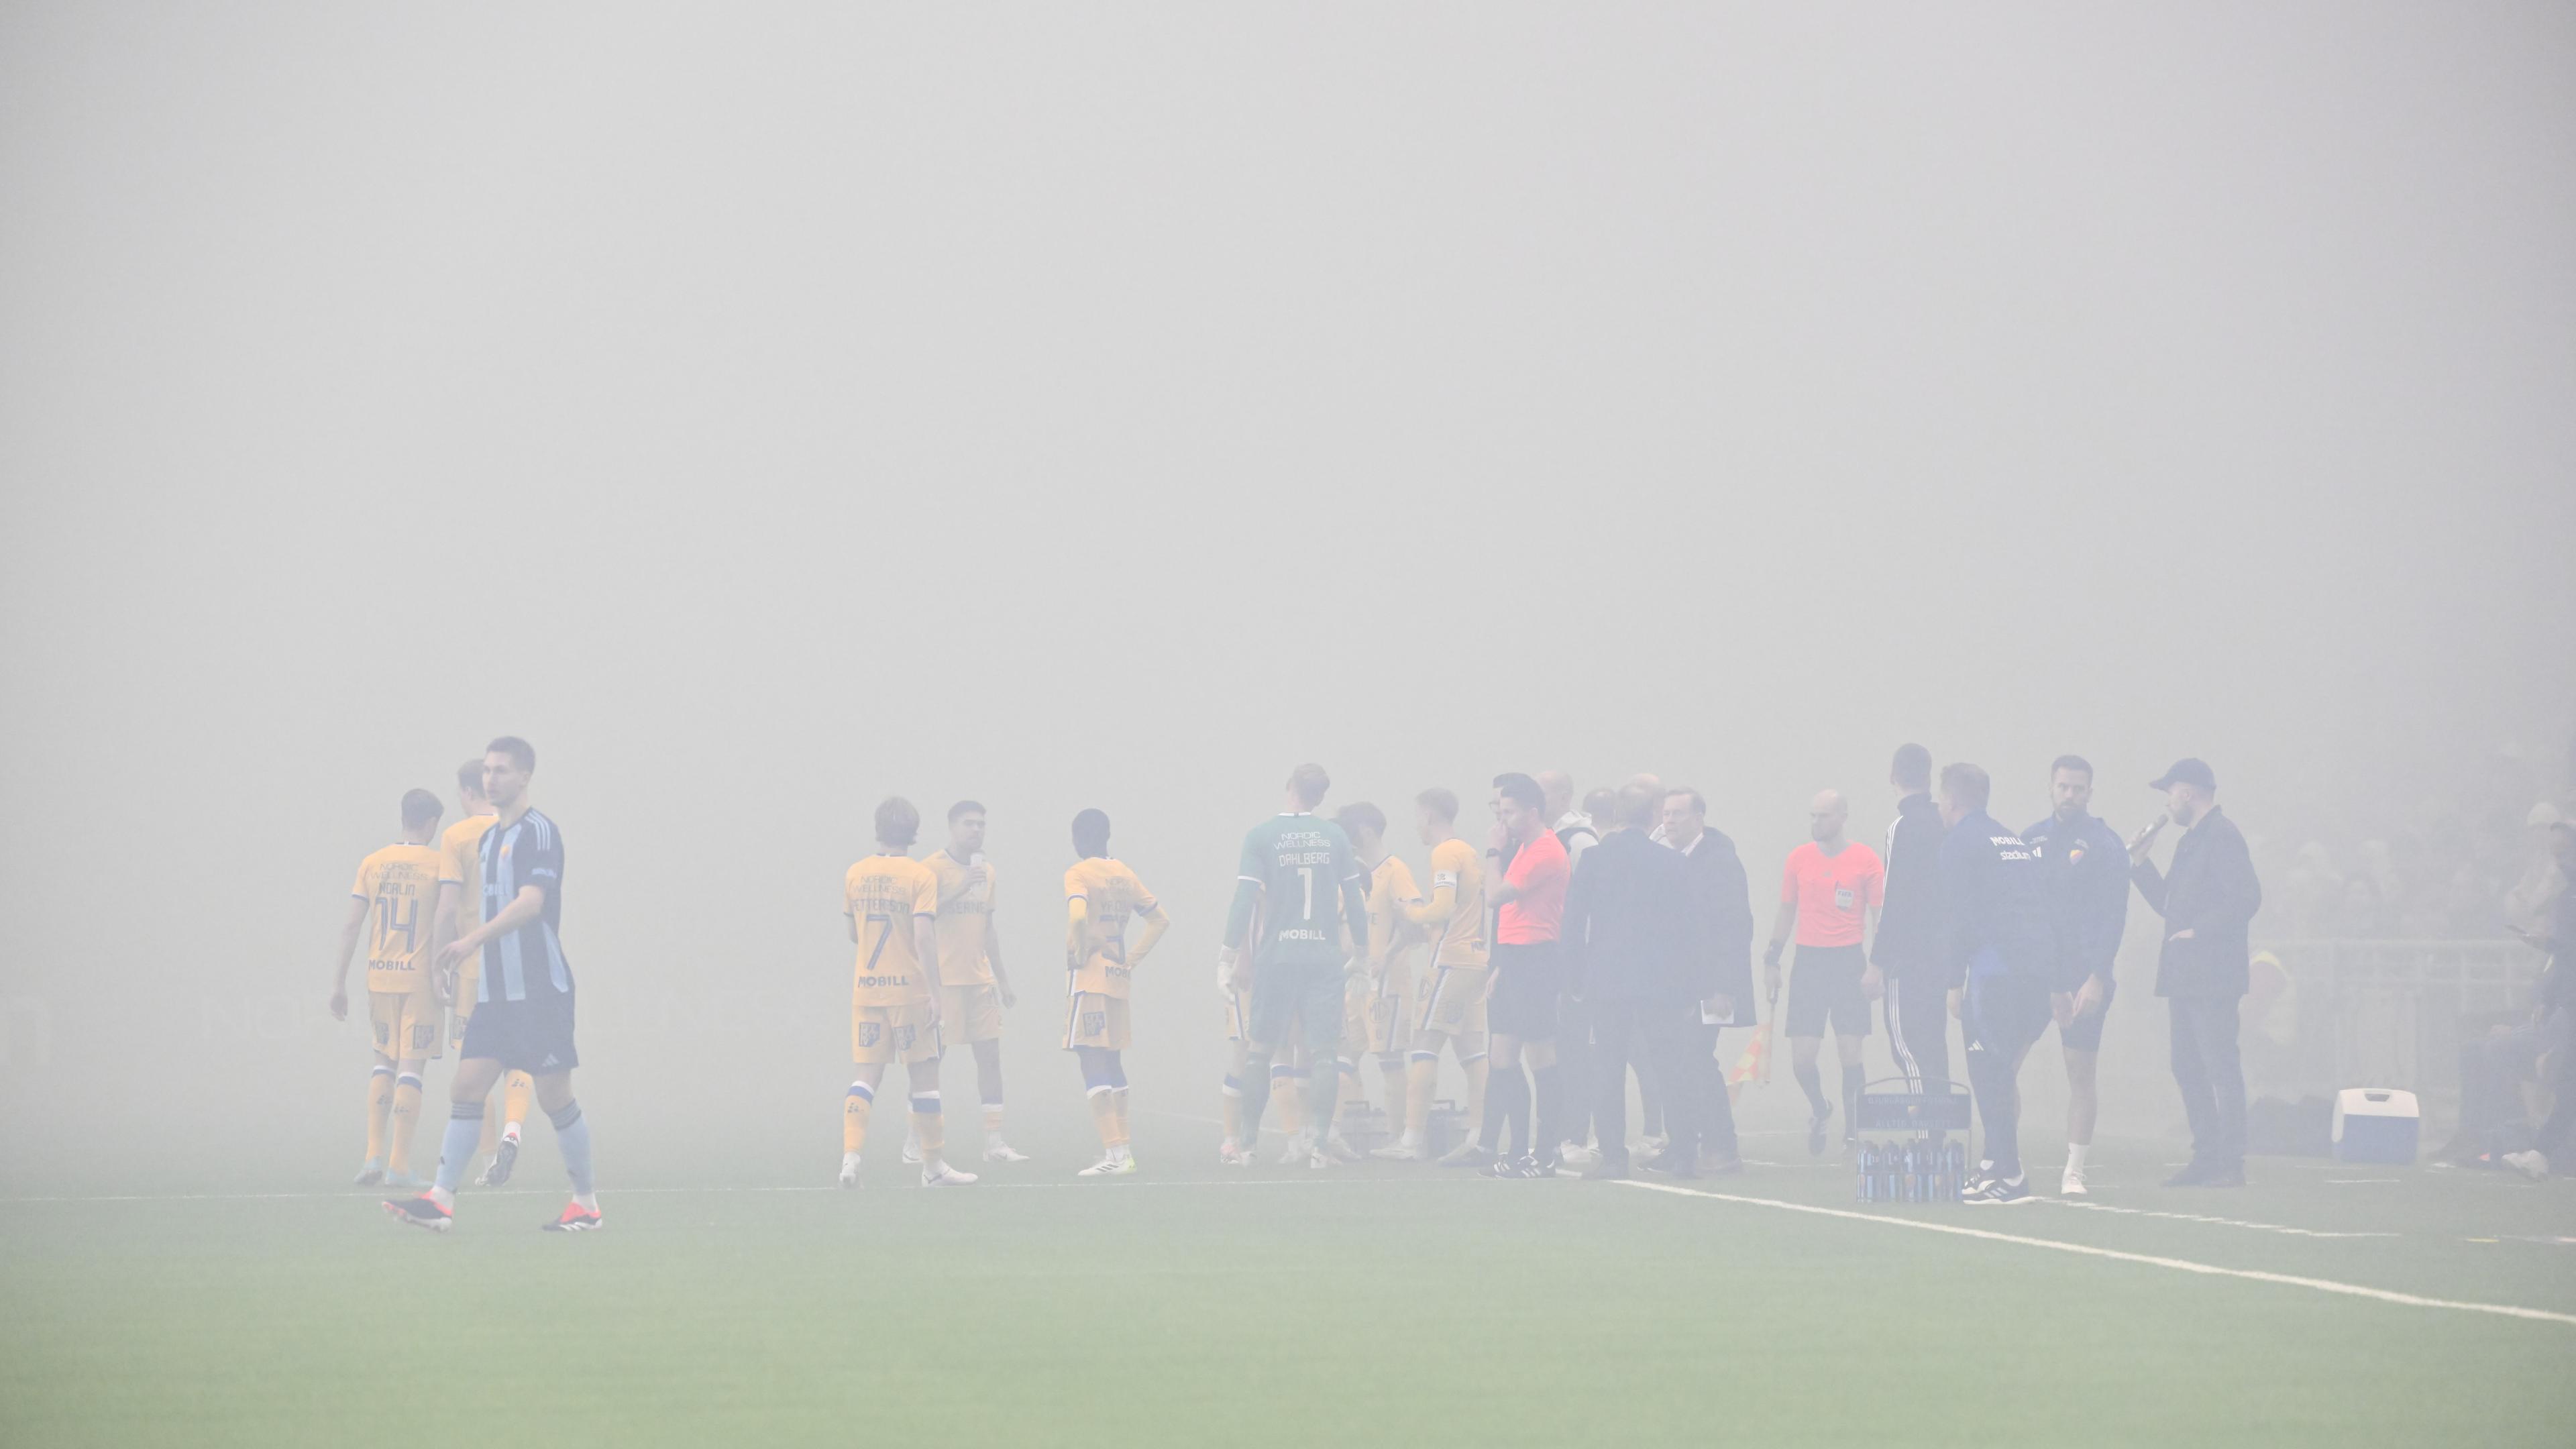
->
xmin=2259 ymin=939 xmax=2551 ymax=1108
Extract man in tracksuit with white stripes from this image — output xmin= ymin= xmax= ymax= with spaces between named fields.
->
xmin=1938 ymin=762 xmax=2058 ymax=1205
xmin=2022 ymin=755 xmax=2129 ymax=1197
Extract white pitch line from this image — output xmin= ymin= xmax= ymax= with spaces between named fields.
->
xmin=2038 ymin=1198 xmax=2398 ymax=1240
xmin=1615 ymin=1179 xmax=2576 ymax=1327
xmin=0 ymin=1177 xmax=1449 ymax=1205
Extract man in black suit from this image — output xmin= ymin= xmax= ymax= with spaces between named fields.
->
xmin=1662 ymin=786 xmax=1756 ymax=1175
xmin=1874 ymin=743 xmax=1951 ymax=1098
xmin=2128 ymin=758 xmax=2264 ymax=1187
xmin=1562 ymin=784 xmax=1710 ymax=1180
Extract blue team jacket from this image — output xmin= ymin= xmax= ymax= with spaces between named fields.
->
xmin=2023 ymin=810 xmax=2130 ymax=994
xmin=1937 ymin=810 xmax=2057 ymax=991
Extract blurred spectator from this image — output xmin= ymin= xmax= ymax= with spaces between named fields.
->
xmin=2282 ymin=842 xmax=2344 ymax=938
xmin=2445 ymin=821 xmax=2576 ymax=1175
xmin=2504 ymin=803 xmax=2568 ymax=940
xmin=2336 ymin=875 xmax=2391 ymax=939
xmin=2241 ymin=950 xmax=2300 ymax=1097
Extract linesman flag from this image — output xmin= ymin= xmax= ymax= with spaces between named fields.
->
xmin=1730 ymin=985 xmax=1780 ymax=1088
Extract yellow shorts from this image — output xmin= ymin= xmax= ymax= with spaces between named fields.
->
xmin=370 ymin=989 xmax=443 ymax=1062
xmin=943 ymin=981 xmax=1004 ymax=1044
xmin=1064 ymin=991 xmax=1132 ymax=1052
xmin=1343 ymin=973 xmax=1371 ymax=1055
xmin=853 ymin=1000 xmax=942 ymax=1065
xmin=1416 ymin=963 xmax=1490 ymax=1051
xmin=1364 ymin=972 xmax=1413 ymax=1057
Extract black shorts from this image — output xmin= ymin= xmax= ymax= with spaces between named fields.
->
xmin=1965 ymin=972 xmax=2051 ymax=1065
xmin=458 ymin=988 xmax=580 ymax=1074
xmin=1786 ymin=943 xmax=1870 ymax=1038
xmin=2057 ymin=978 xmax=2115 ymax=1053
xmin=1489 ymin=941 xmax=1563 ymax=1042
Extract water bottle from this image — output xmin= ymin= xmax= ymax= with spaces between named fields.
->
xmin=1902 ymin=1140 xmax=1921 ymax=1203
xmin=1856 ymin=1142 xmax=1877 ymax=1202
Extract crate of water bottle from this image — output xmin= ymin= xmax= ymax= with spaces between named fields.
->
xmin=1424 ymin=1100 xmax=1467 ymax=1158
xmin=1854 ymin=1080 xmax=1972 ymax=1132
xmin=1338 ymin=1105 xmax=1395 ymax=1155
xmin=1854 ymin=1138 xmax=1968 ymax=1205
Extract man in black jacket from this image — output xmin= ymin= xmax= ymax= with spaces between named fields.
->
xmin=2128 ymin=758 xmax=2263 ymax=1188
xmin=2023 ymin=755 xmax=2129 ymax=1197
xmin=1563 ymin=784 xmax=1711 ymax=1180
xmin=1662 ymin=786 xmax=1756 ymax=1174
xmin=1874 ymin=743 xmax=1951 ymax=1099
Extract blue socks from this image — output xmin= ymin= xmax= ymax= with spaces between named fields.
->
xmin=549 ymin=1099 xmax=594 ymax=1195
xmin=434 ymin=1102 xmax=481 ymax=1193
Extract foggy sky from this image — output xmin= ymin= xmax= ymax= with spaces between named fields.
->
xmin=3 ymin=3 xmax=2571 ymax=1173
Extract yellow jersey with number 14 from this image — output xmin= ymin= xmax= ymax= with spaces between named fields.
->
xmin=354 ymin=844 xmax=444 ymax=994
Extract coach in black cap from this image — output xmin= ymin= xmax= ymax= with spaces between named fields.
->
xmin=2127 ymin=758 xmax=2263 ymax=1187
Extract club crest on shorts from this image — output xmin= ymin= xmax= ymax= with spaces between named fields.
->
xmin=896 ymin=1024 xmax=916 ymax=1050
xmin=1083 ymin=1011 xmax=1107 ymax=1036
xmin=857 ymin=1021 xmax=882 ymax=1049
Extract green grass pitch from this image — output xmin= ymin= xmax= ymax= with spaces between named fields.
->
xmin=4 ymin=1116 xmax=2571 ymax=1448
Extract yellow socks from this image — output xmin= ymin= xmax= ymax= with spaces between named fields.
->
xmin=843 ymin=1081 xmax=875 ymax=1155
xmin=1406 ymin=1055 xmax=1438 ymax=1138
xmin=1109 ymin=1087 xmax=1131 ymax=1150
xmin=365 ymin=1065 xmax=395 ymax=1162
xmin=502 ymin=1071 xmax=534 ymax=1135
xmin=910 ymin=1091 xmax=945 ymax=1166
xmin=1277 ymin=1065 xmax=1306 ymax=1138
xmin=1088 ymin=1086 xmax=1118 ymax=1150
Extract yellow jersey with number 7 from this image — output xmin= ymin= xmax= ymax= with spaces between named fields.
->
xmin=846 ymin=855 xmax=939 ymax=1006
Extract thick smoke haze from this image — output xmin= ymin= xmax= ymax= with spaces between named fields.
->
xmin=2 ymin=4 xmax=2571 ymax=1181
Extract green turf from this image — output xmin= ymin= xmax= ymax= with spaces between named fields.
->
xmin=4 ymin=1124 xmax=2572 ymax=1448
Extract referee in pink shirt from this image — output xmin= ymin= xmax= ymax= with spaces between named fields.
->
xmin=1762 ymin=790 xmax=1885 ymax=1156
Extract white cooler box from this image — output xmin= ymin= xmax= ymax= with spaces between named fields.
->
xmin=2330 ymin=1088 xmax=2419 ymax=1165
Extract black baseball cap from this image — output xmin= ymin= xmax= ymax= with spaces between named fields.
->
xmin=2149 ymin=758 xmax=2216 ymax=792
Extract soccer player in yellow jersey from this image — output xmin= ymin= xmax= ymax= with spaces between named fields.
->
xmin=329 ymin=789 xmax=445 ymax=1187
xmin=422 ymin=758 xmax=526 ymax=1187
xmin=1335 ymin=803 xmax=1422 ymax=1152
xmin=841 ymin=798 xmax=977 ymax=1189
xmin=909 ymin=800 xmax=1026 ymax=1165
xmin=1063 ymin=808 xmax=1170 ymax=1177
xmin=1380 ymin=786 xmax=1493 ymax=1163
